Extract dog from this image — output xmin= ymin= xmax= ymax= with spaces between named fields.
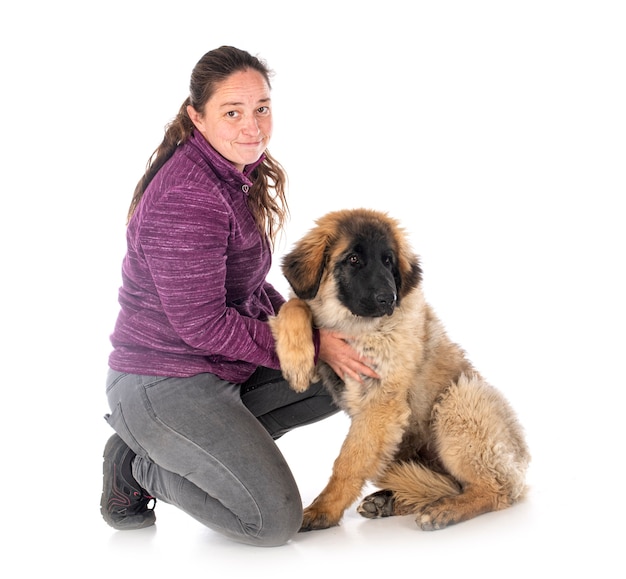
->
xmin=269 ymin=208 xmax=530 ymax=532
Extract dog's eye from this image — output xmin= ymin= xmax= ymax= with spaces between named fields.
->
xmin=348 ymin=254 xmax=361 ymax=266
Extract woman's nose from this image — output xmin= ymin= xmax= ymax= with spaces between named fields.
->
xmin=242 ymin=115 xmax=260 ymax=135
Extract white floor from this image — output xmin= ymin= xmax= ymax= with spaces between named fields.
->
xmin=12 ymin=387 xmax=624 ymax=578
xmin=2 ymin=1 xmax=625 ymax=577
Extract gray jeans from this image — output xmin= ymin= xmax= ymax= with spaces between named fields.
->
xmin=105 ymin=367 xmax=338 ymax=547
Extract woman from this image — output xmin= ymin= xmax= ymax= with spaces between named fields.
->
xmin=100 ymin=46 xmax=377 ymax=547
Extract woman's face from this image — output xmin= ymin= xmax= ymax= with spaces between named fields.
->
xmin=188 ymin=69 xmax=272 ymax=172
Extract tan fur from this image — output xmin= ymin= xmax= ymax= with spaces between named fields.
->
xmin=269 ymin=298 xmax=316 ymax=393
xmin=270 ymin=209 xmax=530 ymax=532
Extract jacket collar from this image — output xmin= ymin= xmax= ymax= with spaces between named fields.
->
xmin=189 ymin=130 xmax=266 ymax=188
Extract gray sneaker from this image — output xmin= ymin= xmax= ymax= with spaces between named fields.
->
xmin=100 ymin=434 xmax=156 ymax=530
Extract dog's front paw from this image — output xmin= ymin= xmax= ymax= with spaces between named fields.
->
xmin=282 ymin=364 xmax=316 ymax=393
xmin=299 ymin=505 xmax=340 ymax=532
xmin=269 ymin=298 xmax=316 ymax=392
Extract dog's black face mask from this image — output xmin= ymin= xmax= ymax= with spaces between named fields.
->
xmin=334 ymin=234 xmax=399 ymax=318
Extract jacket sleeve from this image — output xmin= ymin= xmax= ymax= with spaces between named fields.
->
xmin=263 ymin=281 xmax=286 ymax=312
xmin=137 ymin=184 xmax=281 ymax=370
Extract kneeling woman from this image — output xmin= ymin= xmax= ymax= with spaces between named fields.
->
xmin=100 ymin=45 xmax=377 ymax=547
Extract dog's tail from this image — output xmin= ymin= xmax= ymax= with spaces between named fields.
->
xmin=377 ymin=462 xmax=461 ymax=512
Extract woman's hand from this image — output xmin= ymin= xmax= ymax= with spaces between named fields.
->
xmin=318 ymin=328 xmax=380 ymax=383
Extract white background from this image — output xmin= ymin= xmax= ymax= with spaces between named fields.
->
xmin=2 ymin=1 xmax=625 ymax=576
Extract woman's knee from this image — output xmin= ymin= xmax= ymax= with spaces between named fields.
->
xmin=135 ymin=455 xmax=303 ymax=547
xmin=245 ymin=496 xmax=303 ymax=547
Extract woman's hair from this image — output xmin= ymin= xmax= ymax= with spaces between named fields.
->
xmin=127 ymin=46 xmax=288 ymax=248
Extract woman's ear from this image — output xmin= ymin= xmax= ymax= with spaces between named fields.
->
xmin=186 ymin=105 xmax=204 ymax=132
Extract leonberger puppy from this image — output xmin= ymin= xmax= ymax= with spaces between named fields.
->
xmin=270 ymin=208 xmax=530 ymax=532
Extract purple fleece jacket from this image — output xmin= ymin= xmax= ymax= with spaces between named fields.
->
xmin=108 ymin=130 xmax=287 ymax=382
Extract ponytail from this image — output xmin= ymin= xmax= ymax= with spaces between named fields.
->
xmin=127 ymin=99 xmax=195 ymax=222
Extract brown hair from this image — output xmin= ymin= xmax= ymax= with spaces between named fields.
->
xmin=127 ymin=46 xmax=288 ymax=248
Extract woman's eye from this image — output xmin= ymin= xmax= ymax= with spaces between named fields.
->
xmin=226 ymin=111 xmax=239 ymax=118
xmin=257 ymin=106 xmax=269 ymax=114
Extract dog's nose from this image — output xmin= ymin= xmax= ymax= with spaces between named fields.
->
xmin=376 ymin=291 xmax=397 ymax=314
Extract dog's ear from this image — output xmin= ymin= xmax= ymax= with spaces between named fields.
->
xmin=393 ymin=230 xmax=423 ymax=300
xmin=395 ymin=255 xmax=422 ymax=300
xmin=281 ymin=225 xmax=331 ymax=300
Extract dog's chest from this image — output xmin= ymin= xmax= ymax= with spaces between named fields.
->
xmin=316 ymin=364 xmax=377 ymax=414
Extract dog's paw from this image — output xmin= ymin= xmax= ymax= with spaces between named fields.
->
xmin=269 ymin=298 xmax=316 ymax=392
xmin=416 ymin=500 xmax=458 ymax=531
xmin=357 ymin=489 xmax=396 ymax=519
xmin=299 ymin=506 xmax=340 ymax=532
xmin=282 ymin=365 xmax=316 ymax=393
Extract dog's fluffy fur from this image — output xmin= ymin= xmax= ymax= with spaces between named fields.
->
xmin=270 ymin=208 xmax=530 ymax=532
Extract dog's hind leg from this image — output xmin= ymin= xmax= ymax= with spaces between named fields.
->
xmin=416 ymin=482 xmax=508 ymax=530
xmin=359 ymin=461 xmax=461 ymax=519
xmin=357 ymin=489 xmax=397 ymax=518
xmin=416 ymin=373 xmax=530 ymax=530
